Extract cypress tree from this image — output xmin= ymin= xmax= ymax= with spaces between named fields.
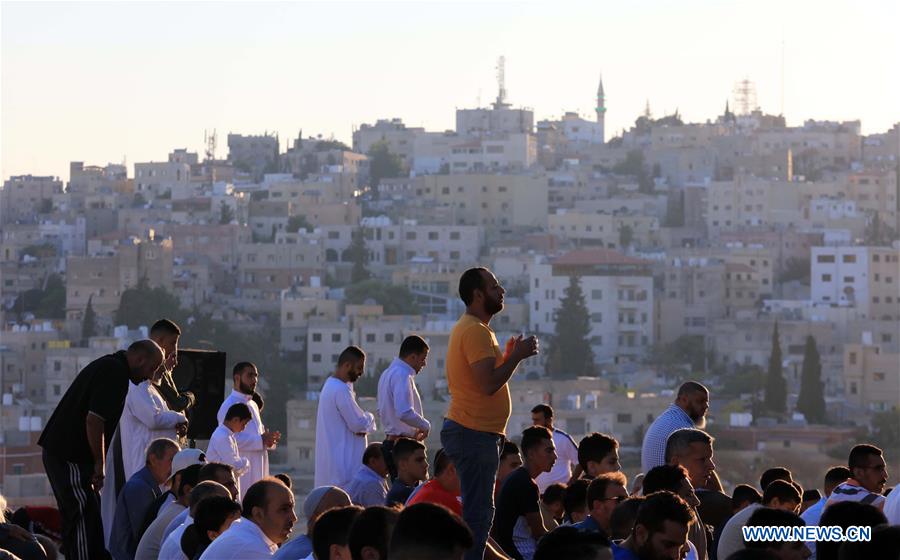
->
xmin=347 ymin=227 xmax=371 ymax=284
xmin=764 ymin=322 xmax=787 ymax=414
xmin=796 ymin=335 xmax=826 ymax=423
xmin=82 ymin=295 xmax=97 ymax=345
xmin=545 ymin=275 xmax=595 ymax=379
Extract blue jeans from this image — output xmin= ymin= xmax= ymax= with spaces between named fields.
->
xmin=441 ymin=418 xmax=503 ymax=560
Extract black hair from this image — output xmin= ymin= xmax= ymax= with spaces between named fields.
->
xmin=362 ymin=443 xmax=384 ymax=467
xmin=273 ymin=473 xmax=292 ymax=489
xmin=177 ymin=464 xmax=203 ymax=498
xmin=762 ymin=480 xmax=800 ymax=506
xmin=586 ymin=472 xmax=628 ymax=509
xmin=225 ymin=402 xmax=252 ymax=421
xmin=824 ymin=466 xmax=852 ymax=489
xmin=533 ymin=525 xmax=611 ymax=560
xmin=389 ymin=503 xmax=473 ymax=560
xmin=802 ymin=489 xmax=822 ymax=503
xmin=338 ymin=346 xmax=366 ymax=367
xmin=232 ymin=361 xmax=256 ymax=378
xmin=313 ymin=505 xmax=364 ymax=560
xmin=458 ymin=267 xmax=489 ymax=306
xmin=634 ymin=491 xmax=695 ymax=537
xmin=818 ymin=501 xmax=888 ymax=560
xmin=198 ymin=462 xmax=234 ymax=485
xmin=392 ymin=437 xmax=426 ymax=463
xmin=433 ymin=448 xmax=452 ymax=477
xmin=837 ymin=524 xmax=900 ymax=560
xmin=642 ymin=464 xmax=689 ymax=495
xmin=732 ymin=483 xmax=762 ymax=510
xmin=531 ymin=404 xmax=553 ymax=419
xmin=241 ymin=478 xmax=289 ymax=519
xmin=848 ymin=444 xmax=883 ymax=469
xmin=676 ymin=381 xmax=708 ymax=398
xmin=348 ymin=506 xmax=400 ymax=560
xmin=563 ymin=479 xmax=590 ymax=520
xmin=150 ymin=319 xmax=181 ymax=337
xmin=399 ymin=335 xmax=429 ymax=358
xmin=500 ymin=441 xmax=521 ymax=460
xmin=541 ymin=483 xmax=566 ymax=505
xmin=744 ymin=508 xmax=804 ymax=549
xmin=181 ymin=495 xmax=241 ymax=559
xmin=577 ymin=432 xmax=618 ymax=470
xmin=610 ymin=496 xmax=644 ymax=541
xmin=128 ymin=339 xmax=163 ymax=359
xmin=521 ymin=426 xmax=553 ymax=456
xmin=759 ymin=467 xmax=793 ymax=491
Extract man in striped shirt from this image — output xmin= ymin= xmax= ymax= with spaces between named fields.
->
xmin=641 ymin=382 xmax=709 ymax=475
xmin=825 ymin=444 xmax=889 ymax=510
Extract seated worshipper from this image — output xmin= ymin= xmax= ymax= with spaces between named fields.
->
xmin=816 ymin=501 xmax=887 ymax=560
xmin=641 ymin=465 xmax=702 ymax=560
xmin=732 ymin=485 xmax=763 ymax=514
xmin=138 ymin=449 xmax=206 ymax=538
xmin=348 ymin=506 xmax=400 ymax=560
xmin=665 ymin=428 xmax=717 ymax=560
xmin=495 ymin=441 xmax=524 ymax=496
xmin=385 ymin=438 xmax=428 ymax=507
xmin=612 ymin=491 xmax=695 ymax=560
xmin=206 ymin=403 xmax=252 ymax=495
xmin=801 ymin=466 xmax=851 ymax=560
xmin=533 ymin=525 xmax=612 ymax=560
xmin=717 ymin=480 xmax=801 ymax=560
xmin=742 ymin=508 xmax=810 ymax=560
xmin=800 ymin=490 xmax=821 ymax=514
xmin=199 ymin=478 xmax=296 ymax=560
xmin=0 ymin=495 xmax=49 ymax=560
xmin=346 ymin=443 xmax=390 ymax=507
xmin=564 ymin=479 xmax=591 ymax=524
xmin=179 ymin=496 xmax=241 ymax=560
xmin=609 ymin=496 xmax=644 ymax=542
xmin=389 ymin=503 xmax=474 ymax=560
xmin=540 ymin=483 xmax=566 ymax=526
xmin=135 ymin=451 xmax=205 ymax=560
xmin=162 ymin=462 xmax=240 ymax=550
xmin=493 ymin=426 xmax=557 ymax=560
xmin=311 ymin=505 xmax=364 ymax=560
xmin=157 ymin=481 xmax=231 ymax=560
xmin=272 ymin=486 xmax=351 ymax=560
xmin=109 ymin=438 xmax=179 ymax=560
xmin=408 ymin=448 xmax=462 ymax=515
xmin=571 ymin=472 xmax=628 ymax=539
xmin=836 ymin=524 xmax=900 ymax=560
xmin=825 ymin=444 xmax=888 ymax=510
xmin=578 ymin=433 xmax=621 ymax=480
xmin=758 ymin=467 xmax=794 ymax=493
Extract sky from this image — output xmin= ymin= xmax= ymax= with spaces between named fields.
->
xmin=2 ymin=0 xmax=898 ymax=182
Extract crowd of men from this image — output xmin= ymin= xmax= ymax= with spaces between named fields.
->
xmin=2 ymin=266 xmax=899 ymax=560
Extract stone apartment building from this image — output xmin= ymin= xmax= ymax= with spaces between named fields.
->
xmin=0 ymin=175 xmax=64 ymax=225
xmin=133 ymin=161 xmax=192 ymax=199
xmin=811 ymin=245 xmax=900 ymax=320
xmin=843 ymin=336 xmax=900 ymax=413
xmin=548 ymin=209 xmax=661 ymax=249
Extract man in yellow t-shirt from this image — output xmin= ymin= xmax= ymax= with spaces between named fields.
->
xmin=441 ymin=267 xmax=539 ymax=560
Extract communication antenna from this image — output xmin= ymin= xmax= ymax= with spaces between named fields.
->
xmin=732 ymin=78 xmax=758 ymax=116
xmin=780 ymin=39 xmax=786 ymax=116
xmin=495 ymin=56 xmax=508 ymax=108
xmin=204 ymin=129 xmax=217 ymax=162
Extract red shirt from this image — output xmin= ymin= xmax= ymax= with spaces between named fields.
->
xmin=407 ymin=479 xmax=463 ymax=516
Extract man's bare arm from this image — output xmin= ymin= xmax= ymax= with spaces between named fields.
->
xmin=86 ymin=413 xmax=106 ymax=490
xmin=471 ymin=335 xmax=539 ymax=395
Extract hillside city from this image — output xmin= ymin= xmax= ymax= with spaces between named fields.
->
xmin=1 ymin=75 xmax=899 ymax=508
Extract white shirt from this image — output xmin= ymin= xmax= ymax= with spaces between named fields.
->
xmin=135 ymin=499 xmax=186 ymax=560
xmin=101 ymin=380 xmax=186 ymax=546
xmin=158 ymin=514 xmax=192 ymax=560
xmin=801 ymin=496 xmax=827 ymax=559
xmin=883 ymin=485 xmax=900 ymax=525
xmin=315 ymin=376 xmax=376 ymax=490
xmin=217 ymin=390 xmax=270 ymax=500
xmin=207 ymin=424 xmax=251 ymax=495
xmin=535 ymin=429 xmax=579 ymax=493
xmin=376 ymin=358 xmax=430 ymax=437
xmin=199 ymin=517 xmax=278 ymax=560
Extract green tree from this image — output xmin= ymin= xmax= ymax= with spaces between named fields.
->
xmin=367 ymin=140 xmax=403 ymax=187
xmin=356 ymin=358 xmax=389 ymax=398
xmin=618 ymin=224 xmax=634 ymax=248
xmin=82 ymin=295 xmax=97 ymax=344
xmin=115 ymin=277 xmax=183 ymax=329
xmin=545 ymin=276 xmax=595 ymax=379
xmin=286 ymin=215 xmax=312 ymax=234
xmin=344 ymin=280 xmax=420 ymax=315
xmin=796 ymin=335 xmax=826 ymax=423
xmin=219 ymin=201 xmax=235 ymax=225
xmin=345 ymin=228 xmax=371 ymax=284
xmin=35 ymin=274 xmax=66 ymax=318
xmin=872 ymin=410 xmax=900 ymax=456
xmin=764 ymin=322 xmax=787 ymax=414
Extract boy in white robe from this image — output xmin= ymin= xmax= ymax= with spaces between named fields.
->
xmin=206 ymin=403 xmax=252 ymax=495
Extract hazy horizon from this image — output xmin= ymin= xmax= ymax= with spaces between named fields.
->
xmin=2 ymin=0 xmax=898 ymax=181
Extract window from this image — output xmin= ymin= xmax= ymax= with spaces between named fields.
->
xmin=849 ymin=352 xmax=857 ymax=365
xmin=842 ymin=254 xmax=857 ymax=263
xmin=873 ymin=372 xmax=886 ymax=381
xmin=406 ymin=232 xmax=416 ymax=240
xmin=817 ymin=254 xmax=835 ymax=263
xmin=312 ymin=354 xmax=322 ymax=363
xmin=591 ymin=312 xmax=603 ymax=323
xmin=617 ymin=413 xmax=632 ymax=423
xmin=428 ymin=232 xmax=439 ymax=240
xmin=844 ymin=276 xmax=855 ymax=283
xmin=331 ymin=333 xmax=341 ymax=343
xmin=821 ymin=274 xmax=832 ymax=282
xmin=450 ymin=251 xmax=460 ymax=260
xmin=591 ymin=289 xmax=602 ymax=300
xmin=450 ymin=232 xmax=461 ymax=241
xmin=385 ymin=333 xmax=395 ymax=343
xmin=312 ymin=333 xmax=322 ymax=342
xmin=328 ymin=231 xmax=340 ymax=239
xmin=366 ymin=334 xmax=376 ymax=343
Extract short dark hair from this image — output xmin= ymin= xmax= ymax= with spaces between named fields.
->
xmin=181 ymin=495 xmax=241 ymax=559
xmin=241 ymin=478 xmax=289 ymax=519
xmin=677 ymin=381 xmax=708 ymax=398
xmin=458 ymin=267 xmax=489 ymax=306
xmin=177 ymin=464 xmax=203 ymax=498
xmin=362 ymin=443 xmax=384 ymax=467
xmin=759 ymin=467 xmax=793 ymax=491
xmin=732 ymin=484 xmax=763 ymax=510
xmin=521 ymin=426 xmax=552 ymax=456
xmin=531 ymin=404 xmax=553 ymax=419
xmin=188 ymin=481 xmax=231 ymax=513
xmin=392 ymin=437 xmax=425 ymax=463
xmin=642 ymin=465 xmax=689 ymax=495
xmin=848 ymin=444 xmax=883 ymax=469
xmin=348 ymin=506 xmax=400 ymax=560
xmin=634 ymin=491 xmax=695 ymax=537
xmin=762 ymin=480 xmax=801 ymax=506
xmin=232 ymin=361 xmax=255 ymax=378
xmin=533 ymin=525 xmax=611 ymax=560
xmin=577 ymin=432 xmax=618 ymax=470
xmin=198 ymin=462 xmax=234 ymax=484
xmin=501 ymin=441 xmax=521 ymax=460
xmin=744 ymin=508 xmax=804 ymax=549
xmin=587 ymin=472 xmax=628 ymax=508
xmin=541 ymin=483 xmax=566 ymax=505
xmin=433 ymin=448 xmax=452 ymax=477
xmin=802 ymin=489 xmax=821 ymax=503
xmin=313 ymin=505 xmax=364 ymax=560
xmin=390 ymin=503 xmax=473 ymax=560
xmin=610 ymin=497 xmax=644 ymax=541
xmin=563 ymin=479 xmax=590 ymax=519
xmin=837 ymin=524 xmax=900 ymax=560
xmin=399 ymin=336 xmax=429 ymax=357
xmin=664 ymin=428 xmax=713 ymax=464
xmin=273 ymin=473 xmax=292 ymax=489
xmin=150 ymin=319 xmax=181 ymax=337
xmin=225 ymin=403 xmax=252 ymax=421
xmin=146 ymin=438 xmax=179 ymax=461
xmin=818 ymin=500 xmax=888 ymax=560
xmin=338 ymin=346 xmax=366 ymax=367
xmin=824 ymin=465 xmax=852 ymax=489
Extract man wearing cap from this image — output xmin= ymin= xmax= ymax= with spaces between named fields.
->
xmin=272 ymin=486 xmax=351 ymax=560
xmin=134 ymin=448 xmax=206 ymax=560
xmin=109 ymin=438 xmax=180 ymax=560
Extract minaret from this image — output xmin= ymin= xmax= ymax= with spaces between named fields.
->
xmin=595 ymin=75 xmax=606 ymax=142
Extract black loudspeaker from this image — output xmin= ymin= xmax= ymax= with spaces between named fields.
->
xmin=171 ymin=349 xmax=227 ymax=440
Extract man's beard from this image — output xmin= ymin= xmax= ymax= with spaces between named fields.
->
xmin=636 ymin=539 xmax=666 ymax=560
xmin=692 ymin=413 xmax=707 ymax=430
xmin=485 ymin=295 xmax=503 ymax=315
xmin=238 ymin=380 xmax=255 ymax=394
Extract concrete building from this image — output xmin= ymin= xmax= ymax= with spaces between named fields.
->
xmin=279 ymin=285 xmax=341 ymax=353
xmin=706 ymin=177 xmax=802 ymax=235
xmin=843 ymin=337 xmax=899 ymax=412
xmin=811 ymin=246 xmax=900 ymax=320
xmin=227 ymin=133 xmax=279 ymax=179
xmin=656 ymin=256 xmax=726 ymax=344
xmin=134 ymin=161 xmax=192 ymax=199
xmin=352 ymin=119 xmax=422 ymax=170
xmin=0 ymin=175 xmax=64 ymax=225
xmin=548 ymin=209 xmax=661 ymax=249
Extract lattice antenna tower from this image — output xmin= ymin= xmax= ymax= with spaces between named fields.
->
xmin=732 ymin=78 xmax=758 ymax=116
xmin=204 ymin=129 xmax=217 ymax=162
xmin=495 ymin=56 xmax=507 ymax=107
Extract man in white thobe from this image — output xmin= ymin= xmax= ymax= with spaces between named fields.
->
xmin=101 ymin=372 xmax=188 ymax=546
xmin=377 ymin=336 xmax=431 ymax=479
xmin=216 ymin=361 xmax=281 ymax=500
xmin=315 ymin=346 xmax=376 ymax=490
